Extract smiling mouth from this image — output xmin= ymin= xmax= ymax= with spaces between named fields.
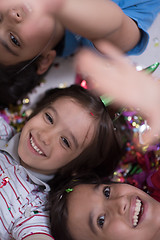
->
xmin=30 ymin=135 xmax=45 ymax=156
xmin=132 ymin=197 xmax=144 ymax=227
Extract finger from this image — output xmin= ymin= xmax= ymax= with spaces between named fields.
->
xmin=75 ymin=48 xmax=108 ymax=93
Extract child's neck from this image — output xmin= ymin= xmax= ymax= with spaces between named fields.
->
xmin=20 ymin=158 xmax=54 ymax=181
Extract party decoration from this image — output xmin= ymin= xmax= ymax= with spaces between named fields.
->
xmin=65 ymin=188 xmax=73 ymax=193
xmin=153 ymin=37 xmax=159 ymax=47
xmin=144 ymin=62 xmax=160 ymax=74
xmin=100 ymin=95 xmax=113 ymax=106
xmin=0 ymin=176 xmax=9 ymax=188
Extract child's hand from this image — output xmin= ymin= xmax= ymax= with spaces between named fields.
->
xmin=75 ymin=41 xmax=155 ymax=106
xmin=75 ymin=41 xmax=160 ymax=146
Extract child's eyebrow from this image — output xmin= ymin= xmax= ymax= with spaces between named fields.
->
xmin=0 ymin=38 xmax=19 ymax=56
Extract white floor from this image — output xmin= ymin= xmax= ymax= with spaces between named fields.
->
xmin=27 ymin=13 xmax=160 ymax=109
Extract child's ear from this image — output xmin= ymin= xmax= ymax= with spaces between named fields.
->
xmin=36 ymin=50 xmax=56 ymax=75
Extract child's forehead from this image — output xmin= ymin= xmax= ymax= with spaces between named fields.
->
xmin=73 ymin=184 xmax=98 ymax=194
xmin=49 ymin=96 xmax=85 ymax=109
xmin=43 ymin=97 xmax=95 ymax=126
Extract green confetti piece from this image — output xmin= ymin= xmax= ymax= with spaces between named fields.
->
xmin=100 ymin=95 xmax=113 ymax=106
xmin=144 ymin=62 xmax=160 ymax=74
xmin=65 ymin=188 xmax=73 ymax=193
xmin=33 ymin=210 xmax=39 ymax=214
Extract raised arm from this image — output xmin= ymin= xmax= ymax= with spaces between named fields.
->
xmin=75 ymin=41 xmax=160 ymax=145
xmin=55 ymin=0 xmax=140 ymax=52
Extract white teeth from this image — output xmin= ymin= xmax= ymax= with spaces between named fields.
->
xmin=30 ymin=137 xmax=43 ymax=155
xmin=133 ymin=198 xmax=142 ymax=227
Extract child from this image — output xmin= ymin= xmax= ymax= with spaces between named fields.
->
xmin=49 ymin=172 xmax=160 ymax=240
xmin=0 ymin=0 xmax=61 ymax=107
xmin=0 ymin=0 xmax=159 ymax=106
xmin=75 ymin=41 xmax=160 ymax=145
xmin=0 ymin=84 xmax=122 ymax=239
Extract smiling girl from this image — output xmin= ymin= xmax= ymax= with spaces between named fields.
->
xmin=49 ymin=173 xmax=160 ymax=240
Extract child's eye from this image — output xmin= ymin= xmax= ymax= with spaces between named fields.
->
xmin=10 ymin=33 xmax=20 ymax=46
xmin=97 ymin=215 xmax=105 ymax=228
xmin=103 ymin=186 xmax=110 ymax=199
xmin=45 ymin=113 xmax=53 ymax=124
xmin=61 ymin=137 xmax=70 ymax=148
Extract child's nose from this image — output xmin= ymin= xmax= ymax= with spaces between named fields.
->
xmin=107 ymin=196 xmax=128 ymax=216
xmin=8 ymin=8 xmax=23 ymax=23
xmin=38 ymin=129 xmax=53 ymax=146
xmin=117 ymin=196 xmax=128 ymax=215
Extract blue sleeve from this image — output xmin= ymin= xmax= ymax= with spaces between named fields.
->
xmin=126 ymin=29 xmax=149 ymax=56
xmin=112 ymin=0 xmax=160 ymax=55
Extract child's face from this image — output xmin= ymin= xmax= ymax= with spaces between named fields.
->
xmin=0 ymin=0 xmax=57 ymax=66
xmin=67 ymin=183 xmax=160 ymax=240
xmin=18 ymin=97 xmax=96 ymax=175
